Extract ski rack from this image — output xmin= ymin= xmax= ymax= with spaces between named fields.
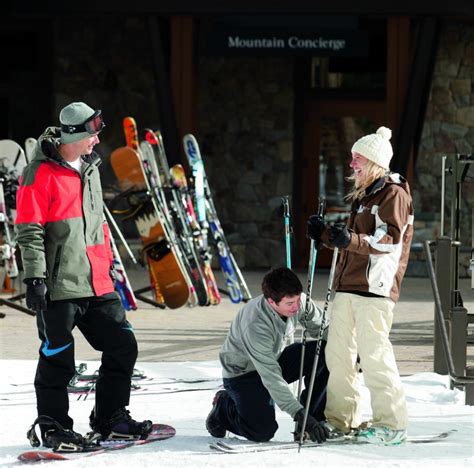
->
xmin=0 ymin=174 xmax=35 ymax=317
xmin=428 ymin=154 xmax=473 ymax=404
xmin=132 ymin=285 xmax=166 ymax=309
xmin=424 ymin=240 xmax=474 ymax=405
xmin=0 ymin=282 xmax=35 ymax=317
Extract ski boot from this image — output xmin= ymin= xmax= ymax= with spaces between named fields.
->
xmin=90 ymin=407 xmax=153 ymax=441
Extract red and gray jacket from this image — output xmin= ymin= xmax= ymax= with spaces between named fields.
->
xmin=333 ymin=173 xmax=414 ymax=303
xmin=15 ymin=127 xmax=114 ymax=300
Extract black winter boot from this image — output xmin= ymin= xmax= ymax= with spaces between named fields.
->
xmin=205 ymin=390 xmax=227 ymax=438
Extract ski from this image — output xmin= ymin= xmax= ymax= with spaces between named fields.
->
xmin=3 ymin=384 xmax=222 ymax=402
xmin=107 ymin=222 xmax=138 ymax=311
xmin=75 ymin=365 xmax=146 ymax=381
xmin=110 ymin=117 xmax=190 ymax=308
xmin=18 ymin=423 xmax=175 ymax=463
xmin=169 ymin=163 xmax=221 ymax=305
xmin=121 ymin=116 xmax=167 ymax=306
xmin=182 ymin=134 xmax=251 ymax=303
xmin=209 ymin=430 xmax=457 ymax=453
xmin=141 ymin=130 xmax=209 ymax=306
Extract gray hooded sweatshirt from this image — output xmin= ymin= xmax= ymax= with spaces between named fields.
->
xmin=219 ymin=293 xmax=325 ymax=418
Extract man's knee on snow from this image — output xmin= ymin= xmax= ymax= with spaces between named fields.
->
xmin=245 ymin=421 xmax=278 ymax=442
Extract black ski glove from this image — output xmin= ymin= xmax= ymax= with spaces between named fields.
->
xmin=307 ymin=215 xmax=329 ymax=247
xmin=329 ymin=224 xmax=351 ymax=249
xmin=294 ymin=408 xmax=329 ymax=443
xmin=24 ymin=278 xmax=47 ymax=313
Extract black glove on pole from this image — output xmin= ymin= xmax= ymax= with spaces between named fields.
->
xmin=329 ymin=223 xmax=351 ymax=248
xmin=294 ymin=408 xmax=329 ymax=443
xmin=306 ymin=215 xmax=327 ymax=248
xmin=24 ymin=278 xmax=47 ymax=313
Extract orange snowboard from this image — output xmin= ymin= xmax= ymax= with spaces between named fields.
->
xmin=110 ymin=146 xmax=189 ymax=309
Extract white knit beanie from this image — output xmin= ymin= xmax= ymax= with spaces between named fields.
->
xmin=59 ymin=102 xmax=96 ymax=144
xmin=351 ymin=126 xmax=393 ymax=170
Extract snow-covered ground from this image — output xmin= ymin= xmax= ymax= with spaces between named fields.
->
xmin=0 ymin=360 xmax=473 ymax=467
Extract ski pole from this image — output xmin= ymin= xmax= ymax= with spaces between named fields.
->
xmin=282 ymin=196 xmax=292 ymax=269
xmin=297 ymin=247 xmax=339 ymax=450
xmin=282 ymin=195 xmax=298 ymax=394
xmin=104 ymin=204 xmax=137 ymax=264
xmin=294 ymin=198 xmax=326 ymax=430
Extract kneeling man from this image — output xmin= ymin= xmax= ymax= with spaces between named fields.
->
xmin=206 ymin=267 xmax=329 ymax=443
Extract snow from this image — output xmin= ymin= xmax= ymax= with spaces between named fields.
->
xmin=1 ymin=360 xmax=473 ymax=467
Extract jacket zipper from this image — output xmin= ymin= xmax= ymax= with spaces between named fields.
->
xmin=88 ymin=179 xmax=95 ymax=211
xmin=52 ymin=246 xmax=63 ymax=282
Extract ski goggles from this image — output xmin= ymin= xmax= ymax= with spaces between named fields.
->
xmin=61 ymin=110 xmax=105 ymax=135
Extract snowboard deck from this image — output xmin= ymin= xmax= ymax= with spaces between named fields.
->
xmin=18 ymin=423 xmax=176 ymax=462
xmin=110 ymin=145 xmax=189 ymax=309
xmin=209 ymin=429 xmax=457 ymax=453
xmin=0 ymin=139 xmax=28 ymax=176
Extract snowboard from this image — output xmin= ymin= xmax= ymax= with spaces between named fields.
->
xmin=122 ymin=116 xmax=167 ymax=306
xmin=0 ymin=139 xmax=28 ymax=177
xmin=18 ymin=423 xmax=176 ymax=462
xmin=110 ymin=144 xmax=190 ymax=309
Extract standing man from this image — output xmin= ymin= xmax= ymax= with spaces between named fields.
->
xmin=16 ymin=102 xmax=152 ymax=451
xmin=307 ymin=126 xmax=414 ymax=445
xmin=206 ymin=267 xmax=329 ymax=443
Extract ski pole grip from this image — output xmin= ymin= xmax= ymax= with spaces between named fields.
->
xmin=317 ymin=197 xmax=326 ymax=218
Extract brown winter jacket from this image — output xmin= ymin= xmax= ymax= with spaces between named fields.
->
xmin=332 ymin=173 xmax=414 ymax=303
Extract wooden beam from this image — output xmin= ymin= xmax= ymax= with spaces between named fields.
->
xmin=147 ymin=16 xmax=181 ymax=166
xmin=170 ymin=16 xmax=196 ymax=155
xmin=392 ymin=17 xmax=441 ymax=177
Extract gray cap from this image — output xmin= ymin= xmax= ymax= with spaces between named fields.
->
xmin=59 ymin=102 xmax=96 ymax=144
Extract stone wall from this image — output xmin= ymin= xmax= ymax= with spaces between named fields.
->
xmin=414 ymin=21 xmax=473 ymax=277
xmin=52 ymin=16 xmax=161 ymax=238
xmin=53 ymin=16 xmax=161 ymax=191
xmin=49 ymin=17 xmax=472 ymax=276
xmin=196 ymin=57 xmax=294 ymax=268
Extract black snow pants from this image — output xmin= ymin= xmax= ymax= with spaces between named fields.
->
xmin=215 ymin=340 xmax=328 ymax=442
xmin=34 ymin=292 xmax=138 ymax=431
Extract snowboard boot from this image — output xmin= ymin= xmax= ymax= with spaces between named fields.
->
xmin=90 ymin=407 xmax=153 ymax=441
xmin=43 ymin=428 xmax=86 ymax=452
xmin=205 ymin=390 xmax=227 ymax=438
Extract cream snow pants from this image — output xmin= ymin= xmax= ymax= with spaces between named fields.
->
xmin=324 ymin=292 xmax=408 ymax=432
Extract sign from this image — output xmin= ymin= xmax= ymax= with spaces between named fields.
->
xmin=204 ymin=28 xmax=369 ymax=57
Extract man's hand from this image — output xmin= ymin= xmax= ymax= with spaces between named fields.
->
xmin=306 ymin=215 xmax=329 ymax=247
xmin=329 ymin=224 xmax=351 ymax=249
xmin=24 ymin=278 xmax=47 ymax=313
xmin=294 ymin=408 xmax=329 ymax=443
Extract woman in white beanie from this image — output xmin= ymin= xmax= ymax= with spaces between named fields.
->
xmin=307 ymin=126 xmax=414 ymax=445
